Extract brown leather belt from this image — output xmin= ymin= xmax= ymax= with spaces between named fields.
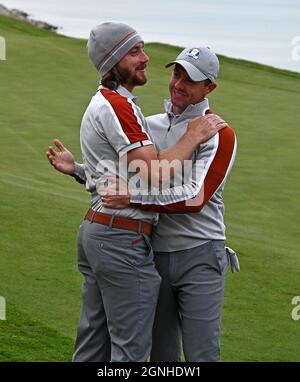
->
xmin=84 ymin=209 xmax=152 ymax=236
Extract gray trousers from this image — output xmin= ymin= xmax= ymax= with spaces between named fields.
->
xmin=150 ymin=240 xmax=228 ymax=362
xmin=73 ymin=220 xmax=161 ymax=362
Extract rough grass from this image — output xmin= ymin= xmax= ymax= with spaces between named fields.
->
xmin=0 ymin=16 xmax=300 ymax=361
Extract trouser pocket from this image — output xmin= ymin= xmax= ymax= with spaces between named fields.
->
xmin=132 ymin=233 xmax=153 ymax=256
xmin=211 ymin=241 xmax=228 ymax=275
xmin=141 ymin=233 xmax=153 ymax=256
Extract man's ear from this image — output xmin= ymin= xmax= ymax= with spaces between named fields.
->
xmin=206 ymin=82 xmax=217 ymax=95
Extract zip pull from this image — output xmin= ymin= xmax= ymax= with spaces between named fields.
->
xmin=202 ymin=107 xmax=210 ymax=116
xmin=167 ymin=113 xmax=174 ymax=132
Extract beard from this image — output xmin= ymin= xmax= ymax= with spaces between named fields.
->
xmin=118 ymin=66 xmax=147 ymax=88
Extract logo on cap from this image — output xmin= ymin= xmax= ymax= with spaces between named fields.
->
xmin=186 ymin=48 xmax=200 ymax=60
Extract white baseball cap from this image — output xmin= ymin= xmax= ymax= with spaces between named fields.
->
xmin=166 ymin=46 xmax=219 ymax=82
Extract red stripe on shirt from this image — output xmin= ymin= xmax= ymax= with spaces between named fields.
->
xmin=131 ymin=126 xmax=236 ymax=213
xmin=100 ymin=89 xmax=149 ymax=143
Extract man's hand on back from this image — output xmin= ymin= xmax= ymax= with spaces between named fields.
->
xmin=98 ymin=176 xmax=131 ymax=209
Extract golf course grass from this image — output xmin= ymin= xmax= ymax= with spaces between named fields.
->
xmin=0 ymin=15 xmax=300 ymax=361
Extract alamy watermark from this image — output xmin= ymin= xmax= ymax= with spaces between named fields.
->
xmin=96 ymin=155 xmax=206 ymax=206
xmin=291 ymin=36 xmax=300 ymax=61
xmin=0 ymin=296 xmax=6 ymax=320
xmin=291 ymin=296 xmax=300 ymax=321
xmin=0 ymin=36 xmax=6 ymax=60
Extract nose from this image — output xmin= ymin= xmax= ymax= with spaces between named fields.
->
xmin=174 ymin=78 xmax=184 ymax=90
xmin=141 ymin=51 xmax=149 ymax=64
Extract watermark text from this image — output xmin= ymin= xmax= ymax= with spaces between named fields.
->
xmin=0 ymin=296 xmax=6 ymax=320
xmin=291 ymin=296 xmax=300 ymax=321
xmin=291 ymin=36 xmax=300 ymax=61
xmin=0 ymin=36 xmax=6 ymax=60
xmin=96 ymin=156 xmax=205 ymax=207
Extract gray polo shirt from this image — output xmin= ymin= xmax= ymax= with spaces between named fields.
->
xmin=131 ymin=99 xmax=237 ymax=252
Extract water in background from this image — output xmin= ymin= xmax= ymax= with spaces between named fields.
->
xmin=2 ymin=0 xmax=300 ymax=72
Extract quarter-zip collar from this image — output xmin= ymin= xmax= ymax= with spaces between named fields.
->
xmin=164 ymin=98 xmax=210 ymax=127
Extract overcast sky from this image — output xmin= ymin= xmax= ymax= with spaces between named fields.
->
xmin=2 ymin=0 xmax=300 ymax=72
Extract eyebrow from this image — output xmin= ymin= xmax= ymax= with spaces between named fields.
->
xmin=133 ymin=42 xmax=144 ymax=48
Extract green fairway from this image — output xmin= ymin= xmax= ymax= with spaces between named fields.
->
xmin=0 ymin=16 xmax=300 ymax=361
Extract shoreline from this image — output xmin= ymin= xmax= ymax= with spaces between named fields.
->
xmin=0 ymin=3 xmax=58 ymax=32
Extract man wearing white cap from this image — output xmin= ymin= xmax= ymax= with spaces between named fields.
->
xmin=47 ymin=22 xmax=227 ymax=362
xmin=101 ymin=47 xmax=237 ymax=361
xmin=126 ymin=47 xmax=237 ymax=362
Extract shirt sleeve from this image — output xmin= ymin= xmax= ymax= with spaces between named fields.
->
xmin=130 ymin=127 xmax=237 ymax=213
xmin=71 ymin=162 xmax=86 ymax=184
xmin=71 ymin=163 xmax=97 ymax=193
xmin=99 ymin=89 xmax=153 ymax=156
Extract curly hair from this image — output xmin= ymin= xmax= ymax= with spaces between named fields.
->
xmin=101 ymin=67 xmax=124 ymax=90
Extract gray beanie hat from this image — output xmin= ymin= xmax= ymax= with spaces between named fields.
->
xmin=87 ymin=22 xmax=143 ymax=76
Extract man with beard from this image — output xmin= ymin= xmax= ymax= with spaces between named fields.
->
xmin=49 ymin=22 xmax=227 ymax=362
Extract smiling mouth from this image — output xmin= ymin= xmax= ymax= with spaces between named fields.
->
xmin=173 ymin=90 xmax=185 ymax=98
